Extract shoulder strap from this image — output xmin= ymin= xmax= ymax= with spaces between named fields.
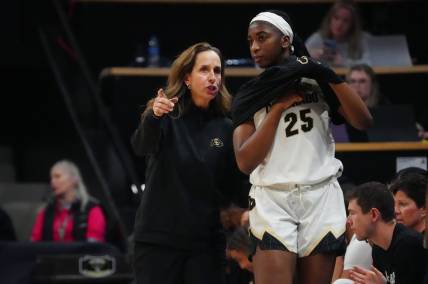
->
xmin=71 ymin=199 xmax=98 ymax=241
xmin=41 ymin=199 xmax=56 ymax=241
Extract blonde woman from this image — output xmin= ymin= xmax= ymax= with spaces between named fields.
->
xmin=31 ymin=160 xmax=106 ymax=242
xmin=306 ymin=0 xmax=371 ymax=67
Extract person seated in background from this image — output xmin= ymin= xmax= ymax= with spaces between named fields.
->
xmin=391 ymin=167 xmax=428 ymax=284
xmin=389 ymin=170 xmax=427 ymax=234
xmin=0 ymin=206 xmax=16 ymax=241
xmin=305 ymin=0 xmax=371 ymax=67
xmin=332 ymin=184 xmax=372 ymax=284
xmin=347 ymin=181 xmax=426 ymax=284
xmin=347 ymin=64 xmax=390 ymax=109
xmin=31 ymin=160 xmax=107 ymax=242
xmin=348 ymin=64 xmax=428 ymax=142
xmin=333 ymin=63 xmax=389 ymax=142
xmin=226 ymin=227 xmax=254 ymax=284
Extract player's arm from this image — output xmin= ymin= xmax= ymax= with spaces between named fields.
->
xmin=233 ymin=93 xmax=302 ymax=175
xmin=330 ymin=82 xmax=373 ymax=130
xmin=300 ymin=57 xmax=373 ymax=130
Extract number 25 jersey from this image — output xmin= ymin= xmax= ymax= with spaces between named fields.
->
xmin=250 ymin=85 xmax=343 ymax=188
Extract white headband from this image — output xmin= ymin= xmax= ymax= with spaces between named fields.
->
xmin=250 ymin=12 xmax=294 ymax=44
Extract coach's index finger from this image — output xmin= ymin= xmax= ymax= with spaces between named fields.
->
xmin=157 ymin=88 xmax=166 ymax=98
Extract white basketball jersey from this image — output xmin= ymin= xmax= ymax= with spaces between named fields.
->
xmin=250 ymin=83 xmax=343 ymax=188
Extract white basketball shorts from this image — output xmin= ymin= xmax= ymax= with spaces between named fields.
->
xmin=248 ymin=178 xmax=346 ymax=257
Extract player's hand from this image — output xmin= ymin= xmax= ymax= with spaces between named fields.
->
xmin=272 ymin=91 xmax=304 ymax=112
xmin=152 ymin=88 xmax=178 ymax=117
xmin=350 ymin=265 xmax=386 ymax=284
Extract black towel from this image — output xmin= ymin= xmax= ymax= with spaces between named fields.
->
xmin=231 ymin=56 xmax=344 ymax=128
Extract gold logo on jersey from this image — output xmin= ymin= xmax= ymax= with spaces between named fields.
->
xmin=210 ymin=138 xmax=224 ymax=148
xmin=297 ymin=56 xmax=308 ymax=64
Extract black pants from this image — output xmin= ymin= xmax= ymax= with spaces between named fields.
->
xmin=134 ymin=242 xmax=226 ymax=284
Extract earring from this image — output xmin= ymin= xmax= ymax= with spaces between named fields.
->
xmin=186 ymin=83 xmax=191 ymax=90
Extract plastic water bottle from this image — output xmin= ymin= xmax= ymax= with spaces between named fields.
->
xmin=147 ymin=35 xmax=160 ymax=67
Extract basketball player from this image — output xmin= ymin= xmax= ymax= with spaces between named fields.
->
xmin=231 ymin=10 xmax=373 ymax=284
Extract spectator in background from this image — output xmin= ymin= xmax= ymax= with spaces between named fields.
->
xmin=390 ymin=170 xmax=427 ymax=234
xmin=0 ymin=207 xmax=16 ymax=241
xmin=31 ymin=160 xmax=107 ymax=242
xmin=391 ymin=166 xmax=427 ymax=182
xmin=305 ymin=0 xmax=371 ymax=67
xmin=332 ymin=186 xmax=373 ymax=284
xmin=226 ymin=227 xmax=253 ymax=273
xmin=333 ymin=63 xmax=391 ymax=142
xmin=348 ymin=182 xmax=426 ymax=284
xmin=226 ymin=227 xmax=254 ymax=284
xmin=131 ymin=42 xmax=248 ymax=284
xmin=346 ymin=64 xmax=428 ymax=141
xmin=347 ymin=64 xmax=389 ymax=109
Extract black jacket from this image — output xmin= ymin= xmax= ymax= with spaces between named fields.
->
xmin=0 ymin=207 xmax=16 ymax=241
xmin=131 ymin=105 xmax=248 ymax=250
xmin=41 ymin=198 xmax=100 ymax=241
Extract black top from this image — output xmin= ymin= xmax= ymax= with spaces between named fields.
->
xmin=345 ymin=123 xmax=368 ymax=142
xmin=425 ymin=260 xmax=428 ymax=284
xmin=231 ymin=55 xmax=344 ymax=128
xmin=0 ymin=207 xmax=16 ymax=241
xmin=372 ymin=223 xmax=426 ymax=284
xmin=131 ymin=104 xmax=248 ymax=250
xmin=41 ymin=199 xmax=100 ymax=242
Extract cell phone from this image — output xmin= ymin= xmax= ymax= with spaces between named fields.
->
xmin=323 ymin=39 xmax=337 ymax=50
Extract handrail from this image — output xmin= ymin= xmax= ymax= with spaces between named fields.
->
xmin=39 ymin=27 xmax=127 ymax=240
xmin=39 ymin=0 xmax=150 ymax=243
xmin=336 ymin=141 xmax=428 ymax=152
xmin=100 ymin=65 xmax=428 ymax=79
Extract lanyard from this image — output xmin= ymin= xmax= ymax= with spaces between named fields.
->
xmin=58 ymin=214 xmax=70 ymax=240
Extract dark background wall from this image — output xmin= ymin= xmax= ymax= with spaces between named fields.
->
xmin=0 ymin=1 xmax=80 ymax=182
xmin=71 ymin=1 xmax=428 ymax=74
xmin=1 ymin=1 xmax=428 ymax=226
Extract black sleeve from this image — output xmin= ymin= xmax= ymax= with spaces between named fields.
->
xmin=395 ymin=238 xmax=426 ymax=284
xmin=0 ymin=208 xmax=16 ymax=241
xmin=297 ymin=56 xmax=345 ymax=124
xmin=131 ymin=110 xmax=163 ymax=156
xmin=318 ymin=81 xmax=345 ymax=125
xmin=423 ymin=260 xmax=428 ymax=284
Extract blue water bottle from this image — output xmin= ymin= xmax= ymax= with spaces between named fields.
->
xmin=147 ymin=35 xmax=160 ymax=67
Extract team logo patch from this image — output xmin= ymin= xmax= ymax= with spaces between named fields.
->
xmin=297 ymin=56 xmax=308 ymax=64
xmin=209 ymin=138 xmax=224 ymax=148
xmin=385 ymin=271 xmax=396 ymax=284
